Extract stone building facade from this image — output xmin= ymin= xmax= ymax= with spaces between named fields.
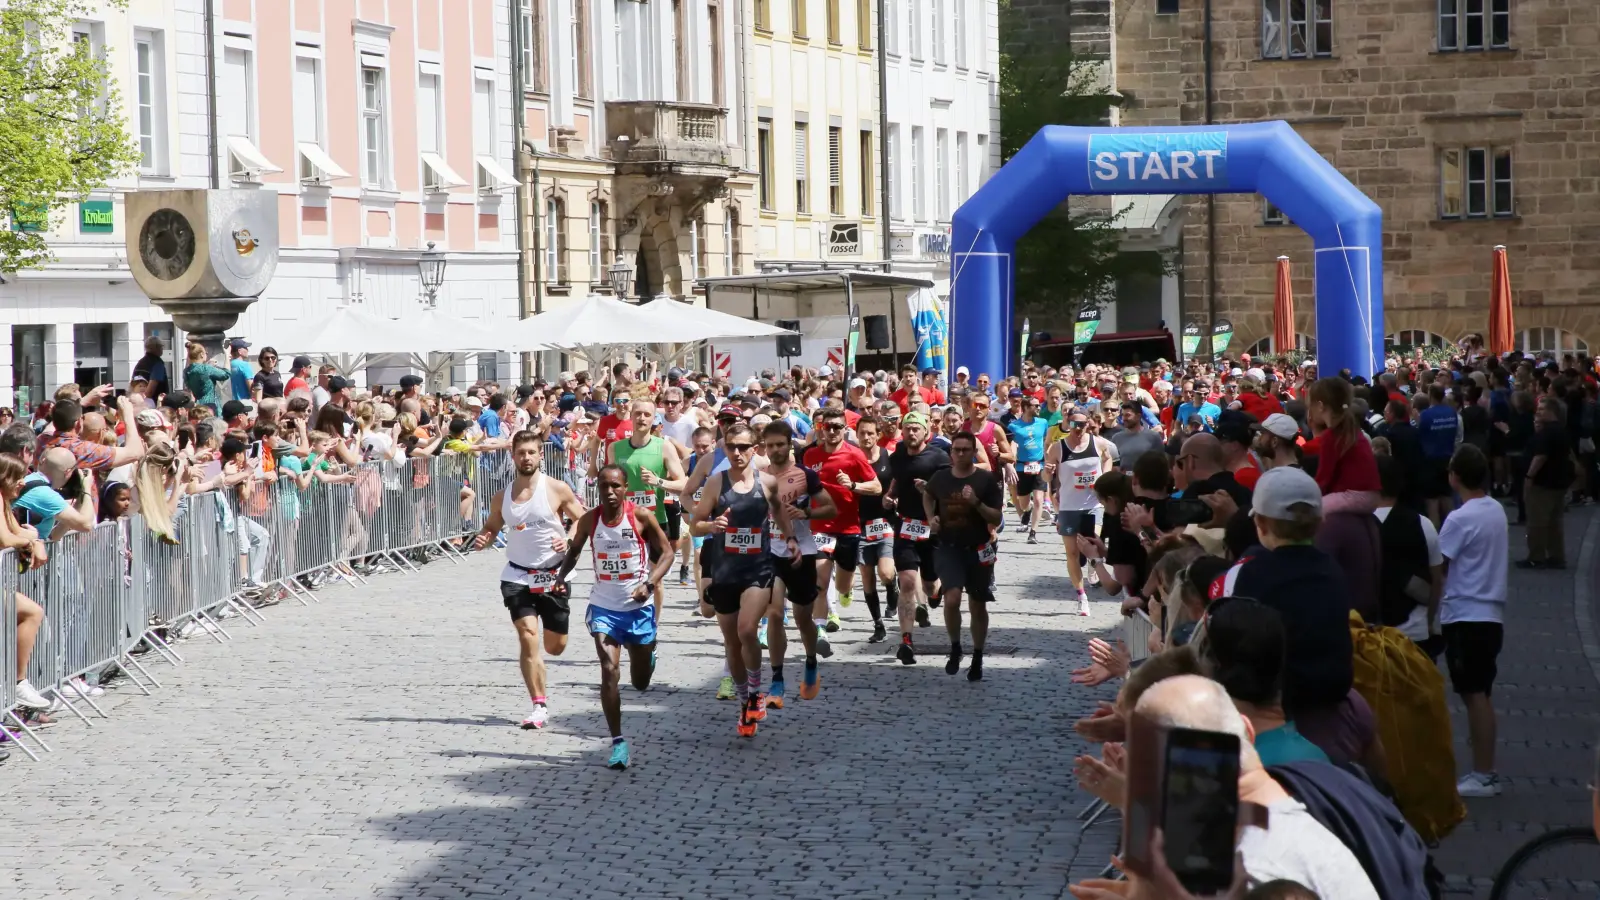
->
xmin=1113 ymin=0 xmax=1600 ymax=359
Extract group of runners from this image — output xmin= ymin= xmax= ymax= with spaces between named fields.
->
xmin=473 ymin=393 xmax=1039 ymax=770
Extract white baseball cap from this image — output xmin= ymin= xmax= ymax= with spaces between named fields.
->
xmin=1252 ymin=466 xmax=1323 ymax=519
xmin=1258 ymin=412 xmax=1300 ymax=441
xmin=819 ymin=364 xmax=835 ymax=377
xmin=956 ymin=366 xmax=970 ymax=377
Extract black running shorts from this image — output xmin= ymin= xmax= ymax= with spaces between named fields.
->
xmin=774 ymin=553 xmax=820 ymax=606
xmin=500 ymin=581 xmax=571 ymax=634
xmin=893 ymin=536 xmax=937 ymax=581
xmin=816 ymin=532 xmax=860 ymax=570
xmin=708 ymin=576 xmax=774 ymax=616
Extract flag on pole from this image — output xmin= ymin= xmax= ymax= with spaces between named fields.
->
xmin=1020 ymin=317 xmax=1032 ymax=368
xmin=906 ymin=288 xmax=948 ymax=381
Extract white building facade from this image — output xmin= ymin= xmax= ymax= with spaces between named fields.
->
xmin=881 ymin=0 xmax=1000 ymax=295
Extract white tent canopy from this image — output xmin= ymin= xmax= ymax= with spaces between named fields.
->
xmin=505 ymin=295 xmax=794 ymax=349
xmin=245 ymin=304 xmax=540 ymax=383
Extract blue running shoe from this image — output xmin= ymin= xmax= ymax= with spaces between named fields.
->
xmin=767 ymin=678 xmax=786 ymax=709
xmin=608 ymin=739 xmax=630 ymax=770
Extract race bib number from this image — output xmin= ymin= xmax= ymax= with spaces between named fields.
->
xmin=726 ymin=527 xmax=762 ymax=554
xmin=864 ymin=519 xmax=892 ymax=543
xmin=596 ymin=552 xmax=639 ymax=580
xmin=525 ymin=569 xmax=560 ymax=593
xmin=814 ymin=533 xmax=837 ymax=553
xmin=628 ymin=490 xmax=657 ymax=510
xmin=977 ymin=542 xmax=997 ymax=566
xmin=692 ymin=488 xmax=703 ymax=504
xmin=1074 ymin=471 xmax=1098 ymax=488
xmin=1021 ymin=461 xmax=1042 ymax=475
xmin=899 ymin=518 xmax=931 ymax=541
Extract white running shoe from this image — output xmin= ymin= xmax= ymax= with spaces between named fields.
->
xmin=15 ymin=679 xmax=52 ymax=709
xmin=1455 ymin=771 xmax=1501 ymax=797
xmin=1085 ymin=567 xmax=1100 ymax=587
xmin=67 ymin=676 xmax=105 ymax=698
xmin=522 ymin=705 xmax=549 ymax=730
xmin=1077 ymin=592 xmax=1091 ymax=617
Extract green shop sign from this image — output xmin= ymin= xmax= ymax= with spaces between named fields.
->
xmin=9 ymin=203 xmax=48 ymax=233
xmin=79 ymin=200 xmax=114 ymax=234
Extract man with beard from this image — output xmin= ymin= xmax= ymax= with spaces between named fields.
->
xmin=886 ymin=412 xmax=951 ymax=664
xmin=472 ymin=432 xmax=588 ymax=731
xmin=760 ymin=421 xmax=837 ymax=706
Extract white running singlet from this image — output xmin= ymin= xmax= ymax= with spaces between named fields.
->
xmin=589 ymin=503 xmax=650 ymax=612
xmin=1055 ymin=437 xmax=1105 ymax=513
xmin=500 ymin=473 xmax=567 ymax=589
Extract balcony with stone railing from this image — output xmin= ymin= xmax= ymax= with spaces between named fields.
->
xmin=604 ymin=101 xmax=735 ymax=172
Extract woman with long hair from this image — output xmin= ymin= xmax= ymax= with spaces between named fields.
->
xmin=182 ymin=342 xmax=230 ymax=414
xmin=1306 ymin=377 xmax=1380 ymax=514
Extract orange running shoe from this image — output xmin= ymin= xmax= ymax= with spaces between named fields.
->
xmin=748 ymin=693 xmax=768 ymax=722
xmin=798 ymin=661 xmax=821 ymax=700
xmin=737 ymin=701 xmax=758 ymax=738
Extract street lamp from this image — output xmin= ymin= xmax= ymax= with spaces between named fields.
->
xmin=608 ymin=259 xmax=633 ymax=300
xmin=419 ymin=240 xmax=448 ymax=306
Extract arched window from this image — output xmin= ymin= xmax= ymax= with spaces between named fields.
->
xmin=1384 ymin=330 xmax=1446 ymax=350
xmin=1244 ymin=333 xmax=1316 ymax=357
xmin=1519 ymin=327 xmax=1589 ymax=355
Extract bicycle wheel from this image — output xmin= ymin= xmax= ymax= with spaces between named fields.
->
xmin=1488 ymin=826 xmax=1600 ymax=900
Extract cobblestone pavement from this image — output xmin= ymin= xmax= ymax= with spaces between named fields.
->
xmin=2 ymin=508 xmax=1594 ymax=899
xmin=0 ymin=528 xmax=1122 ymax=900
xmin=1431 ymin=506 xmax=1600 ymax=897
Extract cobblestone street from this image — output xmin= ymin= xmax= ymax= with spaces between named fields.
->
xmin=0 ymin=510 xmax=1594 ymax=899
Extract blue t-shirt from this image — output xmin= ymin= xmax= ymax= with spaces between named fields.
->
xmin=14 ymin=473 xmax=67 ymax=539
xmin=783 ymin=409 xmax=812 ymax=440
xmin=1417 ymin=405 xmax=1458 ymax=459
xmin=1006 ymin=417 xmax=1051 ymax=463
xmin=477 ymin=409 xmax=503 ymax=438
xmin=1253 ymin=722 xmax=1331 ymax=767
xmin=1176 ymin=401 xmax=1223 ymax=431
xmin=229 ymin=358 xmax=255 ymax=400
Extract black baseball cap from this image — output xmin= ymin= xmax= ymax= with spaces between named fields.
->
xmin=291 ymin=355 xmax=312 ymax=371
xmin=328 ymin=375 xmax=351 ymax=392
xmin=399 ymin=374 xmax=424 ymax=389
xmin=162 ymin=390 xmax=194 ymax=410
xmin=1214 ymin=409 xmax=1256 ymax=444
xmin=221 ymin=399 xmax=250 ymax=421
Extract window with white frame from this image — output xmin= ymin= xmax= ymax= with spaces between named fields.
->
xmin=473 ymin=76 xmax=496 ymax=191
xmin=219 ymin=46 xmax=253 ymax=141
xmin=693 ymin=216 xmax=709 ymax=280
xmin=726 ymin=207 xmax=742 ymax=273
xmin=361 ymin=64 xmax=389 ymax=188
xmin=520 ymin=0 xmax=546 ymax=91
xmin=911 ymin=126 xmax=925 ymax=220
xmin=954 ymin=0 xmax=966 ymax=67
xmin=589 ymin=200 xmax=612 ymax=281
xmin=1440 ymin=146 xmax=1513 ymax=219
xmin=859 ymin=130 xmax=874 ymax=217
xmin=1262 ymin=0 xmax=1332 ymax=59
xmin=72 ymin=22 xmax=107 ymax=117
xmin=932 ymin=0 xmax=946 ymax=63
xmin=1385 ymin=330 xmax=1447 ymax=350
xmin=1245 ymin=334 xmax=1317 ymax=356
xmin=133 ymin=30 xmax=166 ymax=173
xmin=794 ymin=121 xmax=810 ymax=214
xmin=909 ymin=0 xmax=922 ymax=59
xmin=884 ymin=0 xmax=898 ymax=54
xmin=1439 ymin=0 xmax=1509 ymax=52
xmin=545 ymin=197 xmax=568 ymax=283
xmin=956 ymin=131 xmax=969 ymax=206
xmin=1519 ymin=328 xmax=1588 ymax=355
xmin=828 ymin=126 xmax=843 ymax=215
xmin=935 ymin=128 xmax=948 ymax=219
xmin=758 ymin=118 xmax=774 ymax=210
xmin=293 ymin=53 xmax=347 ymax=184
xmin=887 ymin=124 xmax=901 ymax=219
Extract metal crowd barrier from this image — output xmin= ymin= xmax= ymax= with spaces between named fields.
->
xmin=0 ymin=448 xmax=526 ymax=762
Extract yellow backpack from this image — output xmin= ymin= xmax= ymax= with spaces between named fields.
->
xmin=1348 ymin=611 xmax=1466 ymax=844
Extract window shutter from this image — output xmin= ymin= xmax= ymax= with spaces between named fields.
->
xmin=828 ymin=128 xmax=842 ymax=186
xmin=794 ymin=124 xmax=808 ymax=182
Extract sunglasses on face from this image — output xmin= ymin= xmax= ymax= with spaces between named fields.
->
xmin=822 ymin=422 xmax=846 ymax=431
xmin=726 ymin=442 xmax=755 ymax=452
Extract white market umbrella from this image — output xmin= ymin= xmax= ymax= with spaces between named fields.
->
xmin=248 ymin=305 xmax=434 ymax=359
xmin=503 ymin=294 xmax=680 ymax=348
xmin=637 ymin=298 xmax=794 ymax=341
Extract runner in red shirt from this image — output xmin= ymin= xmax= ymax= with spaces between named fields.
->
xmin=803 ymin=407 xmax=883 ymax=638
xmin=919 ymin=370 xmax=947 ymax=407
xmin=590 ymin=393 xmax=636 ymax=469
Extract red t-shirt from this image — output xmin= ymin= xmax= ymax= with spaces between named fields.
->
xmin=1233 ymin=463 xmax=1263 ymax=491
xmin=1159 ymin=405 xmax=1177 ymax=437
xmin=286 ymin=375 xmax=311 ymax=395
xmin=802 ymin=442 xmax=877 ymax=534
xmin=890 ymin=386 xmax=939 ymax=412
xmin=1308 ymin=431 xmax=1381 ymax=495
xmin=1237 ymin=391 xmax=1284 ymax=423
xmin=596 ymin=414 xmax=634 ymax=445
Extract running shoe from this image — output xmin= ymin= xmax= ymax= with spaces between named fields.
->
xmin=757 ymin=618 xmax=768 ymax=648
xmin=945 ymin=647 xmax=963 ymax=675
xmin=838 ymin=591 xmax=853 ymax=608
xmin=14 ymin=679 xmax=52 ymax=711
xmin=1456 ymin=771 xmax=1501 ymax=797
xmin=1086 ymin=567 xmax=1100 ymax=587
xmin=885 ymin=599 xmax=899 ymax=617
xmin=1077 ymin=591 xmax=1091 ymax=617
xmin=825 ymin=613 xmax=842 ymax=633
xmin=967 ymin=656 xmax=984 ymax=682
xmin=1026 ymin=530 xmax=1038 ymax=545
xmin=800 ymin=661 xmax=821 ymax=699
xmin=677 ymin=566 xmax=690 ymax=585
xmin=928 ymin=595 xmax=942 ymax=609
xmin=737 ymin=701 xmax=759 ymax=738
xmin=868 ymin=622 xmax=888 ymax=643
xmin=896 ymin=639 xmax=916 ymax=665
xmin=522 ymin=705 xmax=549 ymax=730
xmin=608 ymin=740 xmax=631 ymax=769
xmin=748 ymin=693 xmax=768 ymax=722
xmin=816 ymin=631 xmax=834 ymax=658
xmin=767 ymin=679 xmax=786 ymax=709
xmin=716 ymin=675 xmax=736 ymax=700
xmin=916 ymin=605 xmax=931 ymax=628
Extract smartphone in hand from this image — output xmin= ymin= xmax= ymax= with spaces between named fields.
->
xmin=1124 ymin=721 xmax=1241 ymax=896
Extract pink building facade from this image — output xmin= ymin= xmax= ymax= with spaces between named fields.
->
xmin=214 ymin=0 xmax=520 ymax=382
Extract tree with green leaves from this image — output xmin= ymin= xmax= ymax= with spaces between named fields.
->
xmin=0 ymin=0 xmax=140 ymax=273
xmin=1000 ymin=3 xmax=1167 ymax=322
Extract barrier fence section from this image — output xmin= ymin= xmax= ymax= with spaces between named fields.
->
xmin=0 ymin=448 xmax=541 ymax=761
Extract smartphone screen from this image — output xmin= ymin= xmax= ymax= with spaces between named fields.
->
xmin=1161 ymin=727 xmax=1241 ymax=895
xmin=1167 ymin=498 xmax=1212 ymax=527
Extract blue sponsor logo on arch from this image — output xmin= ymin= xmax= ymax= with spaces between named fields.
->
xmin=1087 ymin=131 xmax=1230 ymax=192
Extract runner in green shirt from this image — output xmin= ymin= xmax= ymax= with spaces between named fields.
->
xmin=609 ymin=398 xmax=688 ymax=618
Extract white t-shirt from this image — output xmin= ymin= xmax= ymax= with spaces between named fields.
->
xmin=361 ymin=431 xmax=397 ymax=462
xmin=659 ymin=414 xmax=696 ymax=449
xmin=1374 ymin=505 xmax=1443 ymax=640
xmin=1437 ymin=495 xmax=1509 ymax=624
xmin=1238 ymin=798 xmax=1381 ymax=900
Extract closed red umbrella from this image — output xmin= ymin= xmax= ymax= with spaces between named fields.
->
xmin=1273 ymin=255 xmax=1295 ymax=354
xmin=1488 ymin=244 xmax=1515 ymax=357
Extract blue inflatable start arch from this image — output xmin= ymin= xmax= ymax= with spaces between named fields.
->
xmin=950 ymin=121 xmax=1383 ymax=380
